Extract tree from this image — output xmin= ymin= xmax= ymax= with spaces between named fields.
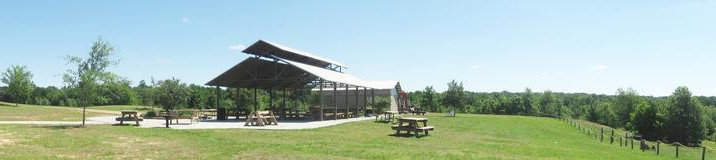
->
xmin=538 ymin=91 xmax=561 ymax=116
xmin=631 ymin=100 xmax=664 ymax=140
xmin=665 ymin=86 xmax=704 ymax=146
xmin=442 ymin=80 xmax=464 ymax=116
xmin=615 ymin=88 xmax=642 ymax=128
xmin=1 ymin=65 xmax=35 ymax=104
xmin=420 ymin=86 xmax=439 ymax=112
xmin=135 ymin=80 xmax=155 ymax=107
xmin=522 ymin=88 xmax=536 ymax=115
xmin=63 ymin=37 xmax=118 ymax=126
xmin=155 ymin=78 xmax=189 ymax=111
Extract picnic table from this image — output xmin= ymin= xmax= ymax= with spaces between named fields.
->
xmin=116 ymin=110 xmax=143 ymax=126
xmin=245 ymin=111 xmax=278 ymax=126
xmin=391 ymin=117 xmax=435 ymax=138
xmin=376 ymin=111 xmax=398 ymax=122
xmin=410 ymin=107 xmax=427 ymax=115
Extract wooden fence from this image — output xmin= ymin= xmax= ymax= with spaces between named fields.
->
xmin=562 ymin=117 xmax=711 ymax=160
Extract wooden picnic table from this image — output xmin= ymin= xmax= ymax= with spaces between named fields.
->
xmin=245 ymin=111 xmax=278 ymax=126
xmin=392 ymin=117 xmax=434 ymax=138
xmin=116 ymin=110 xmax=143 ymax=126
xmin=376 ymin=111 xmax=398 ymax=122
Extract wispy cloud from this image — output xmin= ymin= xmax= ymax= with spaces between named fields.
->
xmin=469 ymin=64 xmax=479 ymax=70
xmin=181 ymin=17 xmax=190 ymax=23
xmin=590 ymin=64 xmax=608 ymax=71
xmin=155 ymin=59 xmax=172 ymax=65
xmin=228 ymin=44 xmax=247 ymax=51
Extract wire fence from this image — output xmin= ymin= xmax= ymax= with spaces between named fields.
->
xmin=561 ymin=117 xmax=712 ymax=160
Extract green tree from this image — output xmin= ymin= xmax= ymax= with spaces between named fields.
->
xmin=665 ymin=86 xmax=704 ymax=146
xmin=522 ymin=88 xmax=536 ymax=115
xmin=442 ymin=80 xmax=464 ymax=116
xmin=155 ymin=78 xmax=189 ymax=111
xmin=538 ymin=91 xmax=561 ymax=116
xmin=63 ymin=37 xmax=118 ymax=126
xmin=134 ymin=80 xmax=155 ymax=107
xmin=631 ymin=100 xmax=665 ymax=140
xmin=615 ymin=88 xmax=642 ymax=128
xmin=1 ymin=65 xmax=35 ymax=104
xmin=420 ymin=86 xmax=439 ymax=112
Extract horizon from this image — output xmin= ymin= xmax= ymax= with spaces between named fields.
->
xmin=2 ymin=1 xmax=716 ymax=97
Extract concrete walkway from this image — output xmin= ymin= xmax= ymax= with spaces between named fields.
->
xmin=88 ymin=116 xmax=373 ymax=130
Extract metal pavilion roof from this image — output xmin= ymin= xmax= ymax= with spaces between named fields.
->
xmin=207 ymin=40 xmax=398 ymax=90
xmin=242 ymin=40 xmax=346 ymax=69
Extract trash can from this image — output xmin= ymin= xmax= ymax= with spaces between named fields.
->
xmin=217 ymin=108 xmax=228 ymax=120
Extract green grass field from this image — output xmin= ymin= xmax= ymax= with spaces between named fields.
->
xmin=0 ymin=112 xmax=703 ymax=159
xmin=0 ymin=102 xmax=115 ymax=121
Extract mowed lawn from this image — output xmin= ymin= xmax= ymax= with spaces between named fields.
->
xmin=0 ymin=102 xmax=115 ymax=121
xmin=0 ymin=113 xmax=690 ymax=160
xmin=89 ymin=105 xmax=154 ymax=112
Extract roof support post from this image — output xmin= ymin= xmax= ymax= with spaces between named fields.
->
xmin=333 ymin=82 xmax=337 ymax=120
xmin=215 ymin=86 xmax=220 ymax=109
xmin=253 ymin=88 xmax=258 ymax=112
xmin=293 ymin=89 xmax=298 ymax=118
xmin=319 ymin=80 xmax=324 ymax=121
xmin=355 ymin=86 xmax=359 ymax=118
xmin=269 ymin=88 xmax=273 ymax=112
xmin=281 ymin=89 xmax=286 ymax=120
xmin=236 ymin=88 xmax=241 ymax=119
xmin=371 ymin=88 xmax=375 ymax=115
xmin=363 ymin=87 xmax=368 ymax=117
xmin=345 ymin=84 xmax=349 ymax=119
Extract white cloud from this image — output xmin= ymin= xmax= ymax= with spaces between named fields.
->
xmin=228 ymin=44 xmax=247 ymax=51
xmin=590 ymin=64 xmax=608 ymax=71
xmin=469 ymin=64 xmax=479 ymax=70
xmin=155 ymin=59 xmax=172 ymax=64
xmin=181 ymin=17 xmax=190 ymax=23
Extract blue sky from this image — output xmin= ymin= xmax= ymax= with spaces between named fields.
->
xmin=1 ymin=1 xmax=715 ymax=96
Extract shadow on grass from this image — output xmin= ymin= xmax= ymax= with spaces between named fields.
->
xmin=373 ymin=121 xmax=392 ymax=124
xmin=111 ymin=124 xmax=140 ymax=127
xmin=33 ymin=125 xmax=83 ymax=130
xmin=389 ymin=133 xmax=428 ymax=138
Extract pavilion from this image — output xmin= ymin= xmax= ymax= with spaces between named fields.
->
xmin=206 ymin=40 xmax=407 ymax=121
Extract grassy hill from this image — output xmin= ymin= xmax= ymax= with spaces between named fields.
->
xmin=0 ymin=111 xmax=696 ymax=159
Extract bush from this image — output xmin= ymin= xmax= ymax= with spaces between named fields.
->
xmin=373 ymin=96 xmax=391 ymax=114
xmin=143 ymin=111 xmax=157 ymax=118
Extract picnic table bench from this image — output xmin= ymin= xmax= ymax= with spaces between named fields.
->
xmin=245 ymin=111 xmax=278 ymax=126
xmin=116 ymin=110 xmax=143 ymax=126
xmin=391 ymin=117 xmax=435 ymax=138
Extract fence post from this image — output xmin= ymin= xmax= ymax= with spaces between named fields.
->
xmin=657 ymin=142 xmax=660 ymax=155
xmin=610 ymin=130 xmax=614 ymax=144
xmin=620 ymin=137 xmax=623 ymax=147
xmin=641 ymin=140 xmax=645 ymax=152
xmin=676 ymin=145 xmax=679 ymax=158
xmin=631 ymin=138 xmax=633 ymax=149
xmin=702 ymin=147 xmax=706 ymax=160
xmin=601 ymin=128 xmax=604 ymax=142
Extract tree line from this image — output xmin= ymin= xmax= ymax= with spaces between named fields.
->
xmin=409 ymin=80 xmax=716 ymax=146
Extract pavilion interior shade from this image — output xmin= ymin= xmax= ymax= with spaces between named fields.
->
xmin=205 ymin=58 xmax=318 ymax=89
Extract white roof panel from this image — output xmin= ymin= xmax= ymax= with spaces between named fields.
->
xmin=261 ymin=40 xmax=346 ymax=67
